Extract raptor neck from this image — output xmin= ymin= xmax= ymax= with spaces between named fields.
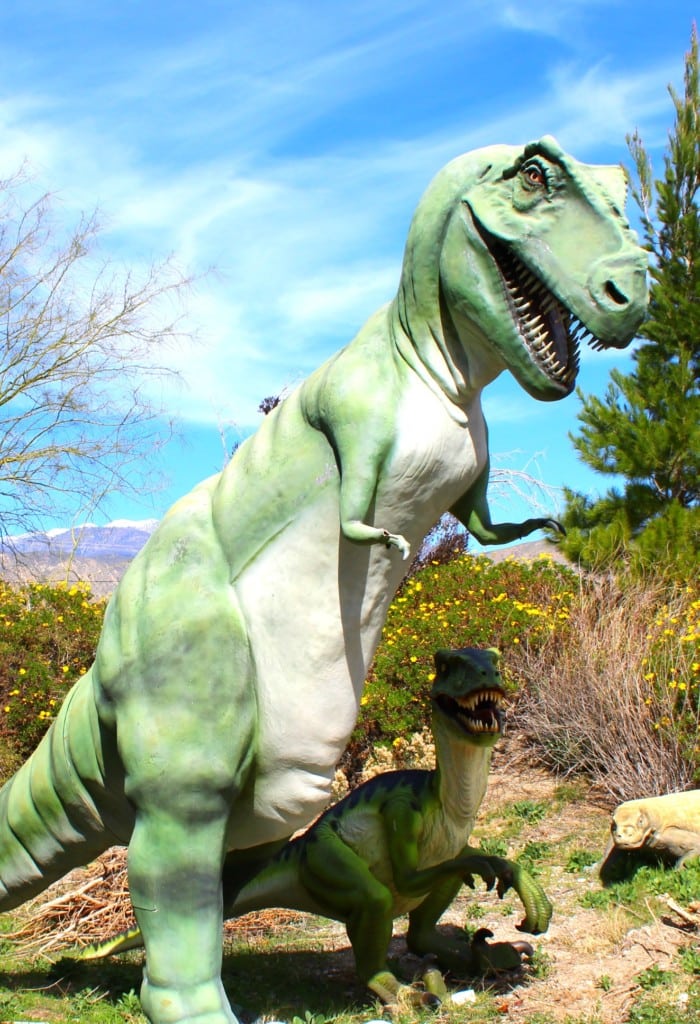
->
xmin=432 ymin=717 xmax=493 ymax=830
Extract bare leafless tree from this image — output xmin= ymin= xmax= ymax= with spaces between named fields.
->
xmin=0 ymin=167 xmax=192 ymax=539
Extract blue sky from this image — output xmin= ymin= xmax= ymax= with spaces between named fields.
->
xmin=0 ymin=2 xmax=695 ymax=534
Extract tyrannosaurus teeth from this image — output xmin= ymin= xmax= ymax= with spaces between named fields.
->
xmin=494 ymin=238 xmax=611 ymax=381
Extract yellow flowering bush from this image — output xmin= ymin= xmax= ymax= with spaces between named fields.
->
xmin=0 ymin=581 xmax=106 ymax=757
xmin=352 ymin=553 xmax=577 ymax=756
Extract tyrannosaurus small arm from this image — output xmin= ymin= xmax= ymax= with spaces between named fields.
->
xmin=80 ymin=648 xmax=552 ymax=1008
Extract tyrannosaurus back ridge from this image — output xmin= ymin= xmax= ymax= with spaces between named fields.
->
xmin=0 ymin=138 xmax=647 ymax=1024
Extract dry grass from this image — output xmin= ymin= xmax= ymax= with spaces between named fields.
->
xmin=510 ymin=574 xmax=699 ymax=803
xmin=5 ymin=847 xmax=134 ymax=957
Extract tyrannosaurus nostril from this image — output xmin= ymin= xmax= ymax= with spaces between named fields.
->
xmin=605 ymin=280 xmax=629 ymax=306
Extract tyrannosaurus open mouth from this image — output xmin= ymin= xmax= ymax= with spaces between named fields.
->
xmin=475 ymin=222 xmax=607 ymax=392
xmin=436 ymin=686 xmax=505 ymax=737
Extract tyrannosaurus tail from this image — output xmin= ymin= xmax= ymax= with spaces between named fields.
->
xmin=0 ymin=669 xmax=131 ymax=911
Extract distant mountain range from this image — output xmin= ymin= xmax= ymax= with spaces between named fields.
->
xmin=0 ymin=519 xmax=160 ymax=596
xmin=2 ymin=519 xmax=159 ymax=560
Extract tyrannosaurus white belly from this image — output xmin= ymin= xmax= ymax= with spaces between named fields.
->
xmin=227 ymin=375 xmax=487 ymax=846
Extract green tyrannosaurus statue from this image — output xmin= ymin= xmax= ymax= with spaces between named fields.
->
xmin=80 ymin=648 xmax=551 ymax=1007
xmin=0 ymin=137 xmax=647 ymax=1024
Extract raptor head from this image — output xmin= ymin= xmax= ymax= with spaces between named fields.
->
xmin=396 ymin=136 xmax=648 ymax=403
xmin=431 ymin=646 xmax=506 ymax=749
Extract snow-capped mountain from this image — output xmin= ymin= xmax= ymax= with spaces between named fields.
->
xmin=2 ymin=519 xmax=159 ymax=560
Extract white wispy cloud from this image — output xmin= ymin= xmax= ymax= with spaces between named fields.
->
xmin=0 ymin=1 xmax=689 ymax=432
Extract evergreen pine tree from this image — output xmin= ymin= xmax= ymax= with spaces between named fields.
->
xmin=558 ymin=27 xmax=699 ymax=576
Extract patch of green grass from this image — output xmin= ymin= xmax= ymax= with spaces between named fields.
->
xmin=505 ymin=799 xmax=548 ymax=825
xmin=628 ymin=988 xmax=700 ymax=1024
xmin=529 ymin=947 xmax=554 ymax=980
xmin=476 ymin=836 xmax=509 ymax=858
xmin=515 ymin=839 xmax=553 ymax=876
xmin=0 ymin=954 xmax=147 ymax=1023
xmin=565 ymin=848 xmax=599 ymax=873
xmin=678 ymin=943 xmax=700 ymax=975
xmin=579 ymin=888 xmax=614 ymax=910
xmin=552 ymin=779 xmax=591 ymax=804
xmin=580 ymin=859 xmax=700 ymax=917
xmin=637 ymin=963 xmax=673 ymax=990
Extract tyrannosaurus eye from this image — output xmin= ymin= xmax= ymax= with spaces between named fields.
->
xmin=521 ymin=161 xmax=548 ymax=189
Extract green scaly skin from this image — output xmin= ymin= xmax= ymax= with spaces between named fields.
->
xmin=81 ymin=648 xmax=552 ymax=1006
xmin=0 ymin=138 xmax=645 ymax=1024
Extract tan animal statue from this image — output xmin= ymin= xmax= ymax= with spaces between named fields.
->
xmin=600 ymin=791 xmax=700 ymax=883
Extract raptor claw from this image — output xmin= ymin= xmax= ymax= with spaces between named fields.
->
xmin=496 ymin=878 xmax=512 ymax=899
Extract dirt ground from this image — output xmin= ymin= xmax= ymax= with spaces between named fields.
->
xmin=9 ymin=754 xmax=699 ymax=1023
xmin=458 ymin=758 xmax=699 ymax=1022
xmin=233 ymin=754 xmax=699 ymax=1024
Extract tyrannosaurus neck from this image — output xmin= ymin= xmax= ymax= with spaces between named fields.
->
xmin=389 ymin=299 xmax=503 ymax=422
xmin=432 ymin=719 xmax=494 ymax=830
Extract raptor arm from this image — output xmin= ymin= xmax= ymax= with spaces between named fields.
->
xmin=450 ymin=459 xmax=564 ymax=546
xmin=385 ymin=798 xmax=551 ymax=933
xmin=383 ymin=798 xmax=502 ymax=897
xmin=472 ymin=852 xmax=552 ymax=934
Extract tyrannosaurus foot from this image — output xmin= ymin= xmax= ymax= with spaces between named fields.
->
xmin=140 ymin=976 xmax=237 ymax=1024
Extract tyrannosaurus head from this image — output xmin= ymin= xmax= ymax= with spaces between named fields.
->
xmin=430 ymin=646 xmax=506 ymax=749
xmin=395 ymin=136 xmax=648 ymax=404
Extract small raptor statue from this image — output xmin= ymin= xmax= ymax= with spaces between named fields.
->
xmin=600 ymin=791 xmax=700 ymax=883
xmin=0 ymin=137 xmax=647 ymax=1024
xmin=78 ymin=647 xmax=551 ymax=1007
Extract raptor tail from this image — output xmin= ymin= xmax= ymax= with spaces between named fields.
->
xmin=0 ymin=669 xmax=131 ymax=911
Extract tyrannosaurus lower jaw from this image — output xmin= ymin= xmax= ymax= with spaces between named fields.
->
xmin=475 ymin=223 xmax=591 ymax=393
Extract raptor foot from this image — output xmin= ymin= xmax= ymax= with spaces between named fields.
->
xmin=367 ymin=969 xmax=442 ymax=1010
xmin=471 ymin=928 xmax=534 ymax=974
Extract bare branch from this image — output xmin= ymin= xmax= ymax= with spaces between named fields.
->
xmin=0 ymin=169 xmax=193 ymax=538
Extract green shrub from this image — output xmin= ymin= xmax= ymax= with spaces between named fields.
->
xmin=0 ymin=581 xmax=106 ymax=761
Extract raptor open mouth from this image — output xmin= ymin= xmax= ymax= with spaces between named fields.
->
xmin=436 ymin=687 xmax=505 ymax=737
xmin=476 ymin=224 xmax=606 ymax=391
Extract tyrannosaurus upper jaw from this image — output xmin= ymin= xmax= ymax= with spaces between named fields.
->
xmin=436 ymin=686 xmax=505 ymax=738
xmin=476 ymin=222 xmax=610 ymax=393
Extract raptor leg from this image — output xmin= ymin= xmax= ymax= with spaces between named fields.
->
xmin=298 ymin=824 xmax=431 ymax=1005
xmin=407 ymin=876 xmax=480 ymax=976
xmin=298 ymin=825 xmax=393 ymax=985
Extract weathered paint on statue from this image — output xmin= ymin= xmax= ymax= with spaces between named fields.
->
xmin=80 ymin=648 xmax=552 ymax=1007
xmin=0 ymin=137 xmax=647 ymax=1024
